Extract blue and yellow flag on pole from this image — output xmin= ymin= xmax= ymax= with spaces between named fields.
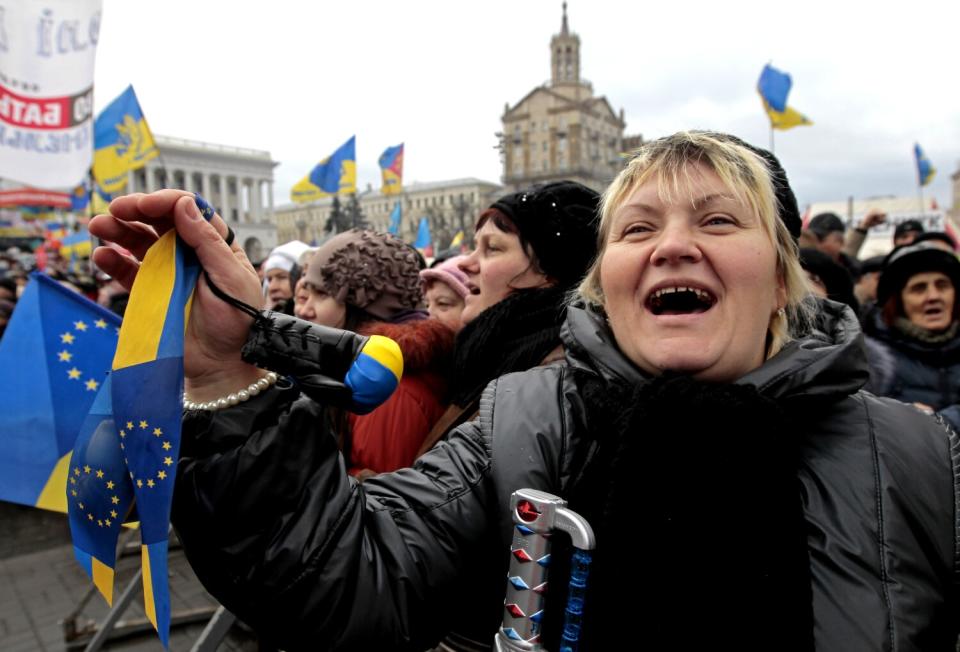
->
xmin=290 ymin=136 xmax=357 ymax=203
xmin=93 ymin=85 xmax=159 ymax=195
xmin=387 ymin=201 xmax=402 ymax=236
xmin=757 ymin=64 xmax=813 ymax=131
xmin=414 ymin=216 xmax=433 ymax=258
xmin=68 ymin=195 xmax=214 ymax=646
xmin=914 ymin=144 xmax=936 ymax=186
xmin=379 ymin=143 xmax=404 ymax=195
xmin=0 ymin=274 xmax=120 ymax=512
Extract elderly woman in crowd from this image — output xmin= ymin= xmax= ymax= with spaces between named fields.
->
xmin=419 ymin=255 xmax=469 ymax=332
xmin=864 ymin=241 xmax=960 ymax=430
xmin=89 ymin=131 xmax=959 ymax=651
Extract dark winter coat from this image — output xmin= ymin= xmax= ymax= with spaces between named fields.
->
xmin=864 ymin=313 xmax=960 ymax=430
xmin=172 ymin=301 xmax=960 ymax=651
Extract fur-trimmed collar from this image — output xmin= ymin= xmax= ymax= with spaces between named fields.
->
xmin=357 ymin=318 xmax=455 ymax=374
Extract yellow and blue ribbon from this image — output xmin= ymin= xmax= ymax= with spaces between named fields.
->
xmin=68 ymin=193 xmax=214 ymax=647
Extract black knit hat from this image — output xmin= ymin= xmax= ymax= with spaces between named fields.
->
xmin=799 ymin=247 xmax=859 ymax=311
xmin=876 ymin=241 xmax=960 ymax=305
xmin=489 ymin=181 xmax=600 ymax=288
xmin=712 ymin=133 xmax=802 ymax=241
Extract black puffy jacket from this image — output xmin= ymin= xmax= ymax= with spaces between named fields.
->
xmin=864 ymin=313 xmax=960 ymax=431
xmin=173 ymin=302 xmax=960 ymax=651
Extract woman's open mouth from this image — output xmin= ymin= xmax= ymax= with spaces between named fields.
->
xmin=646 ymin=286 xmax=717 ymax=316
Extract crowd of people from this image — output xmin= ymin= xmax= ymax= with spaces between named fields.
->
xmin=2 ymin=130 xmax=959 ymax=650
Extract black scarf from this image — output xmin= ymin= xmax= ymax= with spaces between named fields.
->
xmin=449 ymin=286 xmax=568 ymax=407
xmin=539 ymin=371 xmax=814 ymax=651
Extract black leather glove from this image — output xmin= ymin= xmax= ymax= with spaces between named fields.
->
xmin=241 ymin=311 xmax=402 ymax=413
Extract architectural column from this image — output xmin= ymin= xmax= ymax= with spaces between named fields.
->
xmin=220 ymin=175 xmax=231 ymax=223
xmin=249 ymin=178 xmax=262 ymax=223
xmin=235 ymin=176 xmax=247 ymax=223
xmin=267 ymin=180 xmax=275 ymax=218
xmin=202 ymin=172 xmax=211 ymax=203
xmin=127 ymin=169 xmax=136 ymax=194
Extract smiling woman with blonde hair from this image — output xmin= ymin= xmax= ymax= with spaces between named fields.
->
xmin=90 ymin=131 xmax=960 ymax=651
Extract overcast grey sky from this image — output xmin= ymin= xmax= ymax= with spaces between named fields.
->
xmin=94 ymin=0 xmax=959 ymax=212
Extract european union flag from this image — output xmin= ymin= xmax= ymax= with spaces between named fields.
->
xmin=290 ymin=136 xmax=357 ymax=203
xmin=757 ymin=64 xmax=792 ymax=113
xmin=67 ymin=373 xmax=135 ymax=605
xmin=379 ymin=143 xmax=404 ymax=195
xmin=93 ymin=85 xmax=159 ymax=194
xmin=915 ymin=144 xmax=936 ymax=186
xmin=0 ymin=273 xmax=120 ymax=511
xmin=387 ymin=201 xmax=402 ymax=235
xmin=69 ymin=194 xmax=213 ymax=646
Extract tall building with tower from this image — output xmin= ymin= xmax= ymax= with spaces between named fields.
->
xmin=498 ymin=3 xmax=640 ymax=193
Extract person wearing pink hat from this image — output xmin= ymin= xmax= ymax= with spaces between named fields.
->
xmin=419 ymin=255 xmax=469 ymax=333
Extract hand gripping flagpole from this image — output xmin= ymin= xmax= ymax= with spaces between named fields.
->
xmin=494 ymin=489 xmax=595 ymax=652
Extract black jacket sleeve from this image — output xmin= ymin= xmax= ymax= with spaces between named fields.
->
xmin=172 ymin=381 xmax=497 ymax=651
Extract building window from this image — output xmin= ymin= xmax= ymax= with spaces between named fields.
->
xmin=542 ymin=141 xmax=548 ymax=152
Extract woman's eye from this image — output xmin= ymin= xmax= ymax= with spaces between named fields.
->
xmin=704 ymin=215 xmax=735 ymax=227
xmin=622 ymin=223 xmax=651 ymax=236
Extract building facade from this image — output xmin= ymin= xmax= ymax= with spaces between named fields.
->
xmin=126 ymin=135 xmax=278 ymax=262
xmin=498 ymin=4 xmax=640 ymax=193
xmin=274 ymin=177 xmax=502 ymax=254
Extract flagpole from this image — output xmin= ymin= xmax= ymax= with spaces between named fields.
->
xmin=769 ymin=125 xmax=774 ymax=154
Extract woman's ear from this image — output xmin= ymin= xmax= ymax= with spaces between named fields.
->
xmin=774 ymin=274 xmax=787 ymax=314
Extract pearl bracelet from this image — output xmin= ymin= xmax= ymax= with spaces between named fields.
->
xmin=183 ymin=371 xmax=279 ymax=411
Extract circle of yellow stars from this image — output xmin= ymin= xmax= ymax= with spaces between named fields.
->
xmin=56 ymin=318 xmax=112 ymax=391
xmin=118 ymin=419 xmax=174 ymax=490
xmin=70 ymin=463 xmax=122 ymax=529
xmin=70 ymin=420 xmax=174 ymax=529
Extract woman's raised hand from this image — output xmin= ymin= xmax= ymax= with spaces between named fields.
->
xmin=89 ymin=190 xmax=266 ymax=397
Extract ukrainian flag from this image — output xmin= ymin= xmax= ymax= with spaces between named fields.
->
xmin=757 ymin=64 xmax=813 ymax=131
xmin=61 ymin=229 xmax=93 ymax=259
xmin=915 ymin=144 xmax=936 ymax=186
xmin=290 ymin=136 xmax=357 ymax=203
xmin=379 ymin=143 xmax=404 ymax=195
xmin=68 ymin=194 xmax=213 ymax=646
xmin=93 ymin=86 xmax=159 ymax=195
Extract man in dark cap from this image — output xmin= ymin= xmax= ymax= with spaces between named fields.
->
xmin=893 ymin=219 xmax=925 ymax=247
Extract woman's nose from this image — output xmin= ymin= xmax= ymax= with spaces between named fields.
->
xmin=458 ymin=250 xmax=479 ymax=274
xmin=651 ymin=222 xmax=702 ymax=266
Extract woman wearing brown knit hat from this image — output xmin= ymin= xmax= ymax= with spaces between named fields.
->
xmin=294 ymin=229 xmax=455 ymax=478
